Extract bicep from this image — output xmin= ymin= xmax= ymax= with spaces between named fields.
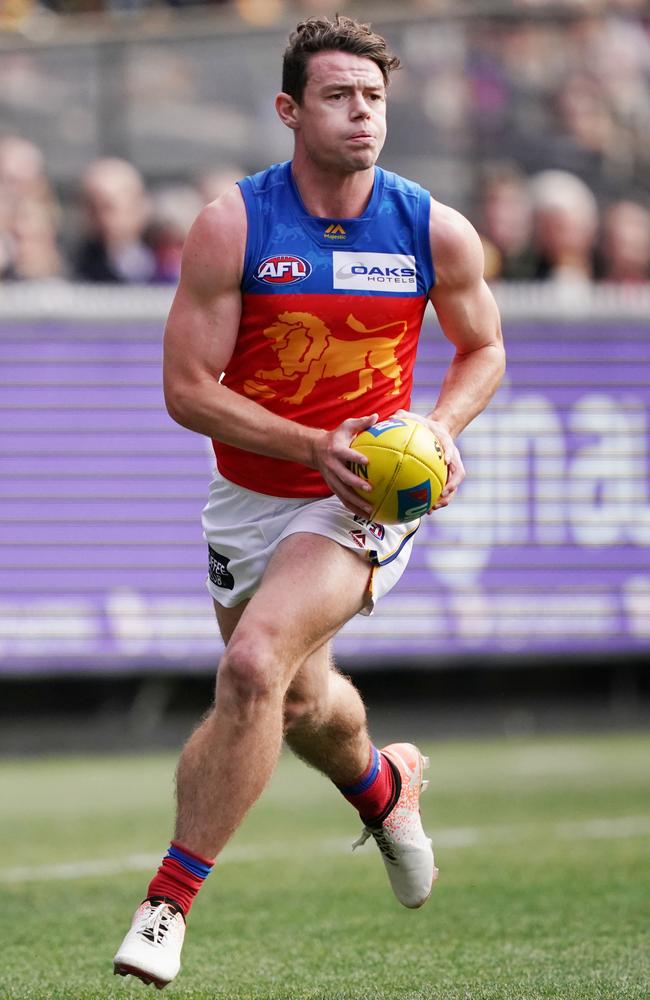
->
xmin=428 ymin=201 xmax=503 ymax=355
xmin=431 ymin=275 xmax=502 ymax=356
xmin=163 ymin=192 xmax=245 ymax=393
xmin=164 ymin=279 xmax=242 ymax=387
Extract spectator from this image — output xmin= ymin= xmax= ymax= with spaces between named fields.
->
xmin=147 ymin=183 xmax=202 ymax=284
xmin=598 ymin=200 xmax=650 ymax=284
xmin=529 ymin=169 xmax=599 ymax=283
xmin=75 ymin=157 xmax=155 ymax=283
xmin=0 ymin=134 xmax=64 ymax=281
xmin=476 ymin=161 xmax=538 ymax=282
xmin=0 ymin=135 xmax=50 ymax=201
xmin=6 ymin=195 xmax=65 ymax=280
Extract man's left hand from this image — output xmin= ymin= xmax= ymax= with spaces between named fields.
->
xmin=393 ymin=409 xmax=465 ymax=510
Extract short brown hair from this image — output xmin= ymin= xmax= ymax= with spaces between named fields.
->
xmin=282 ymin=15 xmax=401 ymax=104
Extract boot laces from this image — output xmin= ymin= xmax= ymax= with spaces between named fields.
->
xmin=352 ymin=826 xmax=398 ymax=864
xmin=139 ymin=903 xmax=175 ymax=945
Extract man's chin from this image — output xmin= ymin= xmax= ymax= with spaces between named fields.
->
xmin=338 ymin=149 xmax=379 ymax=174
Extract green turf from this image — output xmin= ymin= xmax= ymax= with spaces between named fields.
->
xmin=1 ymin=731 xmax=649 ymax=999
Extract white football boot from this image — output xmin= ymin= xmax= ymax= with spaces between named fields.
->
xmin=113 ymin=900 xmax=186 ymax=989
xmin=353 ymin=742 xmax=438 ymax=908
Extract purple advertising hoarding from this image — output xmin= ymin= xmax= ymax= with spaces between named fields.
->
xmin=1 ymin=300 xmax=649 ymax=673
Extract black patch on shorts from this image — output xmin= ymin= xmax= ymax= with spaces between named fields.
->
xmin=208 ymin=546 xmax=234 ymax=590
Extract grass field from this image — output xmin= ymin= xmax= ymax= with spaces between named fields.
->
xmin=1 ymin=730 xmax=649 ymax=1000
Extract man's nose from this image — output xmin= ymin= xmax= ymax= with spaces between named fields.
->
xmin=350 ymin=94 xmax=371 ymax=117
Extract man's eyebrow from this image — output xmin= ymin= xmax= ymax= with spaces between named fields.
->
xmin=320 ymin=81 xmax=385 ymax=92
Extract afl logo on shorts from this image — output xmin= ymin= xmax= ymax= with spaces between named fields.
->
xmin=256 ymin=255 xmax=312 ymax=284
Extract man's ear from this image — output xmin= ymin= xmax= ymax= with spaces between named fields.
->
xmin=275 ymin=93 xmax=300 ymax=131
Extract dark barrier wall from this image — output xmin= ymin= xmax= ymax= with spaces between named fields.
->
xmin=1 ymin=286 xmax=649 ymax=674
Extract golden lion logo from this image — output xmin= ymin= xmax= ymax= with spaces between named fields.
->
xmin=243 ymin=312 xmax=406 ymax=405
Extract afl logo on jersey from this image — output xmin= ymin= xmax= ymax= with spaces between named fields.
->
xmin=256 ymin=255 xmax=312 ymax=284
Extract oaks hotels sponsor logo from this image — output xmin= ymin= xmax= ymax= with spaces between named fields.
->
xmin=332 ymin=252 xmax=417 ymax=292
xmin=256 ymin=255 xmax=312 ymax=284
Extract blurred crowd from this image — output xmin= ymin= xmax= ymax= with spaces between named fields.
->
xmin=1 ymin=4 xmax=648 ymax=286
xmin=1 ymin=0 xmax=648 ymax=28
xmin=0 ymin=135 xmax=244 ymax=284
xmin=0 ymin=133 xmax=648 ymax=286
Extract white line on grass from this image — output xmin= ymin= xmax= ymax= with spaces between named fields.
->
xmin=2 ymin=816 xmax=649 ymax=885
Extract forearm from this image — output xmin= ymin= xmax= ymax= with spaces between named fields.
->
xmin=165 ymin=376 xmax=324 ymax=468
xmin=427 ymin=342 xmax=505 ymax=438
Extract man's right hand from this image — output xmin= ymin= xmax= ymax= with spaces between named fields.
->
xmin=312 ymin=414 xmax=379 ymax=518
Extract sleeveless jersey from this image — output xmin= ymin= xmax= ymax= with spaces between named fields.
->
xmin=214 ymin=160 xmax=435 ymax=497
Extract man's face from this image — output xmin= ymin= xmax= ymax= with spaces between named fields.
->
xmin=83 ymin=174 xmax=147 ymax=246
xmin=292 ymin=50 xmax=387 ymax=174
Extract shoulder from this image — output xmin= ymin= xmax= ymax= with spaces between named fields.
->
xmin=180 ymin=185 xmax=247 ymax=296
xmin=428 ymin=197 xmax=484 ymax=289
xmin=186 ymin=185 xmax=247 ymax=258
xmin=379 ymin=166 xmax=426 ymax=202
xmin=242 ymin=161 xmax=288 ymax=195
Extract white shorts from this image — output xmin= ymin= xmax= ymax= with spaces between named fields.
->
xmin=201 ymin=473 xmax=419 ymax=616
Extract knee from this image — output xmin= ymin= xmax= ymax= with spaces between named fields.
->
xmin=217 ymin=636 xmax=281 ymax=709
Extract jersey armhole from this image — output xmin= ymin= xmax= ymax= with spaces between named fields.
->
xmin=417 ymin=189 xmax=436 ymax=293
xmin=237 ymin=177 xmax=262 ymax=288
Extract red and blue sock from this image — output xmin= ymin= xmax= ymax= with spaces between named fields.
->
xmin=337 ymin=745 xmax=400 ymax=827
xmin=146 ymin=841 xmax=214 ymax=917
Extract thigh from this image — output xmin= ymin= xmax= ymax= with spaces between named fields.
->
xmin=280 ymin=494 xmax=419 ymax=615
xmin=229 ymin=532 xmax=372 ymax=673
xmin=202 ymin=473 xmax=312 ymax=609
xmin=213 ymin=599 xmax=248 ymax=645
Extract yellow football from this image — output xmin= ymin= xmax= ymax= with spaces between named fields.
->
xmin=348 ymin=416 xmax=447 ymax=524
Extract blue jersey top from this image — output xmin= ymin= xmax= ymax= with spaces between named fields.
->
xmin=215 ymin=160 xmax=435 ymax=497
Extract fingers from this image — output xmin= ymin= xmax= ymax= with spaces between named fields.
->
xmin=314 ymin=417 xmax=377 ymax=516
xmin=342 ymin=412 xmax=378 ymax=439
xmin=344 ymin=444 xmax=371 ymax=469
xmin=432 ymin=483 xmax=457 ymax=510
xmin=430 ymin=445 xmax=465 ymax=510
xmin=445 ymin=451 xmax=466 ymax=492
xmin=333 ymin=414 xmax=379 ymax=488
xmin=340 ymin=459 xmax=373 ymax=494
xmin=323 ymin=463 xmax=374 ymax=517
xmin=338 ymin=487 xmax=375 ymax=519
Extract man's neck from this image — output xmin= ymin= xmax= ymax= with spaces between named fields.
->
xmin=290 ymin=153 xmax=375 ymax=219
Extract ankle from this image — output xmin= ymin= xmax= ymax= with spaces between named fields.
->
xmin=336 ymin=746 xmax=401 ymax=826
xmin=146 ymin=842 xmax=215 ymax=917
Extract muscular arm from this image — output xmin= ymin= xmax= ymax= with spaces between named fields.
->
xmin=427 ymin=199 xmax=505 ymax=438
xmin=401 ymin=199 xmax=505 ymax=506
xmin=163 ymin=186 xmax=375 ymax=515
xmin=163 ymin=188 xmax=319 ymax=466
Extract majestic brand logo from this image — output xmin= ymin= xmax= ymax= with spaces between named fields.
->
xmin=333 ymin=252 xmax=417 ymax=292
xmin=324 ymin=223 xmax=347 ymax=240
xmin=208 ymin=546 xmax=235 ymax=590
xmin=349 ymin=529 xmax=367 ymax=549
xmin=397 ymin=480 xmax=432 ymax=521
xmin=242 ymin=312 xmax=406 ymax=405
xmin=256 ymin=255 xmax=312 ymax=284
